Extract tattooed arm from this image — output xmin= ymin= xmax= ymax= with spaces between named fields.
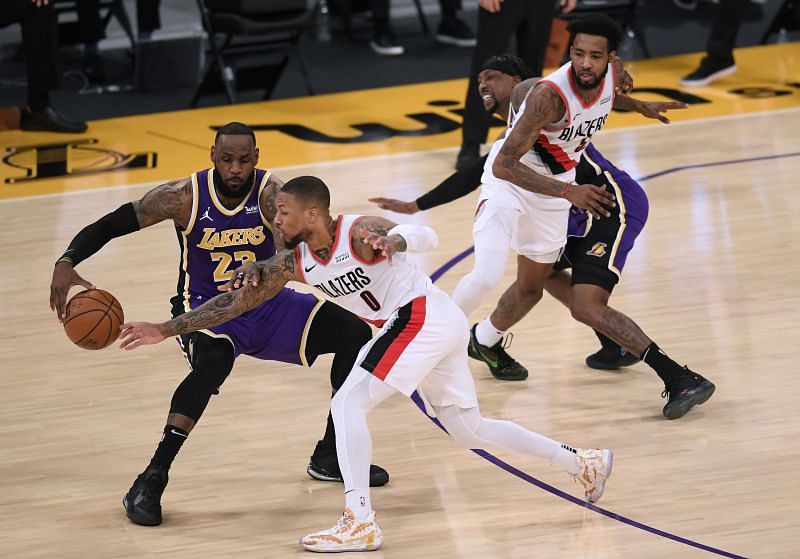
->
xmin=50 ymin=177 xmax=193 ymax=321
xmin=258 ymin=173 xmax=287 ymax=250
xmin=492 ymin=83 xmax=569 ymax=197
xmin=352 ymin=216 xmax=398 ymax=261
xmin=118 ymin=250 xmax=302 ymax=349
xmin=493 ymin=84 xmax=615 ymax=218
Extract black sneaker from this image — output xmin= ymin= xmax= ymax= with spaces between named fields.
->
xmin=436 ymin=17 xmax=476 ymax=48
xmin=307 ymin=454 xmax=390 ymax=487
xmin=585 ymin=345 xmax=640 ymax=370
xmin=661 ymin=368 xmax=716 ymax=420
xmin=680 ymin=56 xmax=736 ymax=87
xmin=455 ymin=142 xmax=480 ymax=171
xmin=123 ymin=465 xmax=169 ymax=526
xmin=468 ymin=324 xmax=528 ymax=380
xmin=370 ymin=23 xmax=404 ymax=56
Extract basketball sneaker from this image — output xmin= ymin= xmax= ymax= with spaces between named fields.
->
xmin=468 ymin=324 xmax=528 ymax=380
xmin=572 ymin=448 xmax=613 ymax=503
xmin=123 ymin=464 xmax=168 ymax=526
xmin=307 ymin=453 xmax=390 ymax=487
xmin=661 ymin=368 xmax=715 ymax=420
xmin=585 ymin=345 xmax=640 ymax=370
xmin=300 ymin=508 xmax=383 ymax=552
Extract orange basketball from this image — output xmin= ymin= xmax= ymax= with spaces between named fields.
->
xmin=63 ymin=289 xmax=124 ymax=350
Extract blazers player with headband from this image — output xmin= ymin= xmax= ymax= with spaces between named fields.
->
xmin=49 ymin=122 xmax=388 ymax=528
xmin=371 ymin=54 xmax=715 ymax=420
xmin=119 ymin=175 xmax=614 ymax=553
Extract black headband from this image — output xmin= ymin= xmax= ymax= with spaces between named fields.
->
xmin=480 ymin=58 xmax=528 ymax=79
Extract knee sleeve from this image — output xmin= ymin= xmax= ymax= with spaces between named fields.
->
xmin=170 ymin=333 xmax=235 ymax=420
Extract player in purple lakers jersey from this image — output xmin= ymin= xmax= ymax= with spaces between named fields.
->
xmin=370 ymin=54 xmax=714 ymax=420
xmin=49 ymin=122 xmax=389 ymax=527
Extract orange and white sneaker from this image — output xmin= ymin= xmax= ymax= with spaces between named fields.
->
xmin=300 ymin=508 xmax=383 ymax=552
xmin=573 ymin=448 xmax=613 ymax=503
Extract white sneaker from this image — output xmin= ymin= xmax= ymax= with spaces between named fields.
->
xmin=573 ymin=448 xmax=613 ymax=503
xmin=300 ymin=508 xmax=383 ymax=552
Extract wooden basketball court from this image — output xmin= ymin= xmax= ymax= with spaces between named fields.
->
xmin=1 ymin=44 xmax=798 ymax=558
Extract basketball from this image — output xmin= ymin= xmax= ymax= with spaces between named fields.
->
xmin=63 ymin=289 xmax=124 ymax=350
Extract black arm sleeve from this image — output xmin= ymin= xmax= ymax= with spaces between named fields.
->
xmin=415 ymin=153 xmax=488 ymax=211
xmin=59 ymin=202 xmax=141 ymax=266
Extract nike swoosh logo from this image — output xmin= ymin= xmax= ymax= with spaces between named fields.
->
xmin=471 ymin=341 xmax=498 ymax=368
xmin=170 ymin=429 xmax=188 ymax=438
xmin=304 ymin=265 xmax=317 ymax=272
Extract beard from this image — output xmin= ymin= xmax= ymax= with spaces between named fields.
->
xmin=483 ymin=98 xmax=499 ymax=114
xmin=213 ymin=168 xmax=253 ymax=199
xmin=281 ymin=231 xmax=305 ymax=249
xmin=571 ymin=64 xmax=608 ymax=90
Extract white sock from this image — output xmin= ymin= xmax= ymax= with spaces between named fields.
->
xmin=475 ymin=317 xmax=504 ymax=347
xmin=345 ymin=488 xmax=372 ymax=520
xmin=551 ymin=443 xmax=581 ymax=474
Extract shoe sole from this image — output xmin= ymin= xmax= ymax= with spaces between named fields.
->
xmin=588 ymin=449 xmax=613 ymax=503
xmin=680 ymin=65 xmax=736 ymax=87
xmin=369 ymin=42 xmax=404 ymax=56
xmin=122 ymin=495 xmax=162 ymax=526
xmin=663 ymin=382 xmax=716 ymax=420
xmin=301 ymin=539 xmax=383 ymax=552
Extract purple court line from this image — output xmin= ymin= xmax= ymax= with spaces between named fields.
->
xmin=416 ymin=148 xmax=787 ymax=558
xmin=408 ymin=392 xmax=748 ymax=559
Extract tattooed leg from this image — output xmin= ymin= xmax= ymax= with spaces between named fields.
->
xmin=489 ymin=255 xmax=554 ymax=331
xmin=568 ymin=283 xmax=651 ymax=357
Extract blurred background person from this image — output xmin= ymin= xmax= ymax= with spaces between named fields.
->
xmin=369 ymin=0 xmax=476 ymax=56
xmin=680 ymin=0 xmax=746 ymax=87
xmin=455 ymin=0 xmax=576 ymax=170
xmin=0 ymin=0 xmax=87 ymax=133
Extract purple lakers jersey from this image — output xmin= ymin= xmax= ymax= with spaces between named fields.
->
xmin=173 ymin=168 xmax=275 ymax=312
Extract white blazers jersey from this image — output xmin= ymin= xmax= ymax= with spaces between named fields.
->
xmin=521 ymin=60 xmax=616 ymax=179
xmin=296 ymin=215 xmax=435 ymax=324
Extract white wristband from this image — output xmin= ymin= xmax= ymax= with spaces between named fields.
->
xmin=388 ymin=224 xmax=439 ymax=253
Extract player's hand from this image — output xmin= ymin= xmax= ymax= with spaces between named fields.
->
xmin=613 ymin=59 xmax=633 ymax=94
xmin=565 ymin=184 xmax=616 ymax=219
xmin=118 ymin=322 xmax=168 ymax=350
xmin=479 ymin=0 xmax=503 ymax=13
xmin=362 ymin=233 xmax=404 ymax=265
xmin=634 ymin=100 xmax=688 ymax=124
xmin=50 ymin=261 xmax=96 ymax=323
xmin=221 ymin=261 xmax=261 ymax=291
xmin=368 ymin=197 xmax=421 ymax=215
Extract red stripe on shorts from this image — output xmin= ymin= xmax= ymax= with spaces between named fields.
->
xmin=371 ymin=297 xmax=426 ymax=380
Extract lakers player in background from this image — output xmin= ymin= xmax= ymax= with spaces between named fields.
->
xmin=49 ymin=123 xmax=389 ymax=528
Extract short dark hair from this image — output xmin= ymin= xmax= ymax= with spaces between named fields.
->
xmin=282 ymin=176 xmax=331 ymax=210
xmin=567 ymin=14 xmax=624 ymax=53
xmin=480 ymin=54 xmax=535 ymax=80
xmin=215 ymin=121 xmax=256 ymax=145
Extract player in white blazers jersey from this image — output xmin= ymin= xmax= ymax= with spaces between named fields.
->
xmin=470 ymin=15 xmax=638 ymax=376
xmin=119 ymin=175 xmax=613 ymax=553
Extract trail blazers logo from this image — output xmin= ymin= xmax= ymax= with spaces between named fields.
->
xmin=2 ymin=138 xmax=156 ymax=184
xmin=587 ymin=242 xmax=608 ymax=257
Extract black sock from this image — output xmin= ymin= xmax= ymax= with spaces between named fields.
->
xmin=150 ymin=425 xmax=188 ymax=470
xmin=314 ymin=412 xmax=337 ymax=458
xmin=642 ymin=342 xmax=684 ymax=386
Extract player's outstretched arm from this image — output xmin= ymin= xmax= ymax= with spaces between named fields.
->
xmin=613 ymin=94 xmax=688 ymax=124
xmin=119 ymin=249 xmax=301 ymax=350
xmin=50 ymin=177 xmax=193 ymax=322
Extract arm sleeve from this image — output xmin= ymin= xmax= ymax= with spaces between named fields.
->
xmin=415 ymin=154 xmax=488 ymax=211
xmin=58 ymin=202 xmax=141 ymax=266
xmin=388 ymin=224 xmax=439 ymax=253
